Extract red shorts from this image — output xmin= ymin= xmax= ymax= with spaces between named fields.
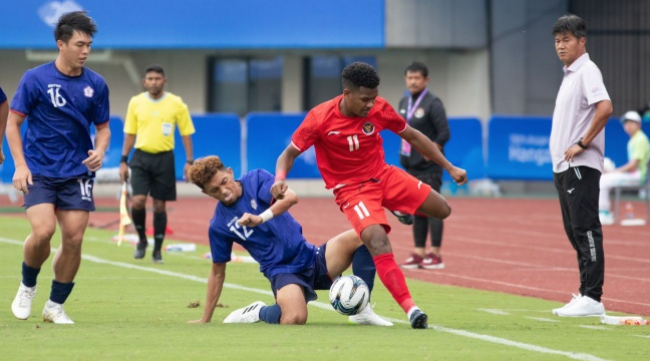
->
xmin=333 ymin=165 xmax=431 ymax=236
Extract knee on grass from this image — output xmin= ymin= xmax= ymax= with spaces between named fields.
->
xmin=280 ymin=311 xmax=308 ymax=325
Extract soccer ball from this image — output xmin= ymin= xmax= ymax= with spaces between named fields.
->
xmin=328 ymin=275 xmax=369 ymax=316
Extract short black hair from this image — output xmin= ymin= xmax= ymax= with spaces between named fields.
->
xmin=405 ymin=62 xmax=429 ymax=77
xmin=552 ymin=14 xmax=587 ymax=39
xmin=54 ymin=11 xmax=97 ymax=43
xmin=341 ymin=62 xmax=380 ymax=90
xmin=144 ymin=64 xmax=165 ymax=77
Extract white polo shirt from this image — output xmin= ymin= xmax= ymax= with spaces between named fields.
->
xmin=550 ymin=53 xmax=610 ymax=173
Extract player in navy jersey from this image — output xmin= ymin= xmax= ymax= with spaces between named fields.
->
xmin=7 ymin=11 xmax=110 ymax=324
xmin=186 ymin=156 xmax=392 ymax=326
xmin=0 ymin=86 xmax=7 ymax=164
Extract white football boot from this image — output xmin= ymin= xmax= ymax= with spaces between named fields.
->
xmin=349 ymin=304 xmax=393 ymax=326
xmin=12 ymin=283 xmax=37 ymax=320
xmin=223 ymin=301 xmax=266 ymax=323
xmin=42 ymin=300 xmax=75 ymax=324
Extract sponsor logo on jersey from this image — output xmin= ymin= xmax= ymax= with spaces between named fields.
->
xmin=362 ymin=122 xmax=375 ymax=135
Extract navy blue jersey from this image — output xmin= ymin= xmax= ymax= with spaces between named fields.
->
xmin=0 ymin=86 xmax=6 ymax=103
xmin=208 ymin=169 xmax=317 ymax=279
xmin=10 ymin=62 xmax=110 ymax=178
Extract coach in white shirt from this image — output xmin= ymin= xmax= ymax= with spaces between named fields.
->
xmin=549 ymin=14 xmax=613 ymax=318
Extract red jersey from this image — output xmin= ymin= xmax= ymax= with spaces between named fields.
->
xmin=291 ymin=95 xmax=407 ymax=189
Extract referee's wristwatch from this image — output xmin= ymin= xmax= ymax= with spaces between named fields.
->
xmin=120 ymin=155 xmax=129 ymax=163
xmin=577 ymin=138 xmax=588 ymax=150
xmin=186 ymin=159 xmax=194 ymax=165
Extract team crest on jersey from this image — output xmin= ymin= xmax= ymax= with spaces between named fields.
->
xmin=415 ymin=108 xmax=425 ymax=118
xmin=362 ymin=122 xmax=375 ymax=135
xmin=250 ymin=199 xmax=257 ymax=210
xmin=83 ymin=86 xmax=94 ymax=98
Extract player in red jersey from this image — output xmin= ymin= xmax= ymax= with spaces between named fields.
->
xmin=271 ymin=62 xmax=467 ymax=329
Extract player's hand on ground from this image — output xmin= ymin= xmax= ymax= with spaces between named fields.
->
xmin=237 ymin=212 xmax=263 ymax=227
xmin=449 ymin=166 xmax=468 ymax=185
xmin=564 ymin=144 xmax=584 ymax=162
xmin=119 ymin=162 xmax=129 ymax=182
xmin=13 ymin=165 xmax=33 ymax=194
xmin=82 ymin=149 xmax=104 ymax=172
xmin=271 ymin=179 xmax=288 ymax=200
xmin=187 ymin=318 xmax=210 ymax=324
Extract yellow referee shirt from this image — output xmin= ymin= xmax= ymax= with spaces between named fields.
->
xmin=124 ymin=92 xmax=195 ymax=153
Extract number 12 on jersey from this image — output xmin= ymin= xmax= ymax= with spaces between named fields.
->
xmin=230 ymin=223 xmax=253 ymax=241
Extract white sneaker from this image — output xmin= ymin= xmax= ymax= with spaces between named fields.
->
xmin=12 ymin=283 xmax=37 ymax=320
xmin=223 ymin=301 xmax=266 ymax=324
xmin=42 ymin=301 xmax=75 ymax=324
xmin=556 ymin=296 xmax=605 ymax=317
xmin=552 ymin=294 xmax=581 ymax=315
xmin=349 ymin=304 xmax=393 ymax=326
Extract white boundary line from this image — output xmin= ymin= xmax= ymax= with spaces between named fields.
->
xmin=0 ymin=237 xmax=612 ymax=361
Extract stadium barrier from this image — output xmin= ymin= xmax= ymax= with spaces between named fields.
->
xmin=486 ymin=116 xmax=650 ymax=181
xmin=2 ymin=114 xmax=648 ymax=184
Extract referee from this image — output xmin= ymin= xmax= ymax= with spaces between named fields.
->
xmin=119 ymin=64 xmax=195 ymax=263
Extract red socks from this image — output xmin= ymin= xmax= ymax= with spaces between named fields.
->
xmin=373 ymin=253 xmax=415 ymax=313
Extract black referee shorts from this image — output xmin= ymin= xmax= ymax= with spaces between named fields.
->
xmin=129 ymin=149 xmax=177 ymax=201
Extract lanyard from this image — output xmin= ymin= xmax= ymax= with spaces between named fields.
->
xmin=400 ymin=88 xmax=428 ymax=156
xmin=406 ymin=88 xmax=428 ymax=122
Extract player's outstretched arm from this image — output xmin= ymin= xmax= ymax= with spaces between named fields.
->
xmin=6 ymin=111 xmax=32 ymax=193
xmin=0 ymin=100 xmax=8 ymax=164
xmin=188 ymin=262 xmax=226 ymax=324
xmin=272 ymin=144 xmax=301 ymax=199
xmin=238 ymin=188 xmax=299 ymax=228
xmin=400 ymin=125 xmax=467 ymax=185
xmin=83 ymin=122 xmax=110 ymax=172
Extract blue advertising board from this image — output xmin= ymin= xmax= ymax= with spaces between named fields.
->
xmin=246 ymin=114 xmax=486 ymax=183
xmin=0 ymin=0 xmax=384 ymax=49
xmin=381 ymin=117 xmax=485 ymax=181
xmin=487 ymin=116 xmax=553 ymax=180
xmin=174 ymin=114 xmax=241 ymax=179
xmin=245 ymin=113 xmax=319 ymax=179
xmin=485 ymin=116 xmax=650 ymax=180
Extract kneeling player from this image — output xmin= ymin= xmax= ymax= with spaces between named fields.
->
xmin=187 ymin=156 xmax=392 ymax=326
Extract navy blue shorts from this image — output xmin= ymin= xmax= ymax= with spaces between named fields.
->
xmin=24 ymin=175 xmax=95 ymax=211
xmin=269 ymin=243 xmax=333 ymax=302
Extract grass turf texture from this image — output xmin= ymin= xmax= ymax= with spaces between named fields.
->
xmin=1 ymin=216 xmax=648 ymax=361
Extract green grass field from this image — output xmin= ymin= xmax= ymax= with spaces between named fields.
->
xmin=1 ymin=216 xmax=648 ymax=361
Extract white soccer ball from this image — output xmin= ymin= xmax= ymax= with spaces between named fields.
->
xmin=328 ymin=275 xmax=369 ymax=316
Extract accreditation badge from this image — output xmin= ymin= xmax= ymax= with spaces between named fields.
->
xmin=162 ymin=123 xmax=172 ymax=136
